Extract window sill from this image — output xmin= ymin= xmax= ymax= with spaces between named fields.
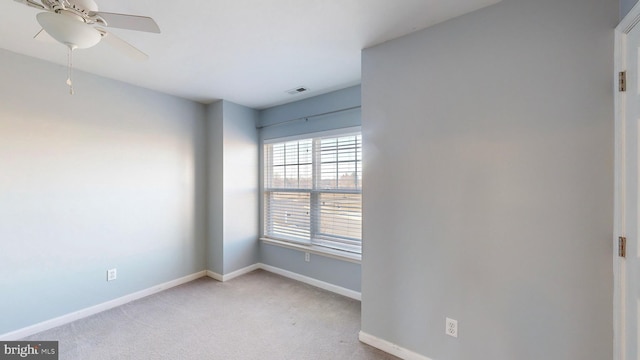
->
xmin=260 ymin=237 xmax=362 ymax=264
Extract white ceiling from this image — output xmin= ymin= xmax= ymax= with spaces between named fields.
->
xmin=0 ymin=0 xmax=499 ymax=109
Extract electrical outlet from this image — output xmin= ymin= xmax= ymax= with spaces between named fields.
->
xmin=446 ymin=317 xmax=458 ymax=338
xmin=305 ymin=252 xmax=310 ymax=262
xmin=107 ymin=268 xmax=117 ymax=281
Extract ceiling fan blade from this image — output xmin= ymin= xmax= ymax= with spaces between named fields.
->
xmin=33 ymin=28 xmax=57 ymax=43
xmin=91 ymin=12 xmax=160 ymax=33
xmin=14 ymin=0 xmax=46 ymax=10
xmin=98 ymin=29 xmax=149 ymax=61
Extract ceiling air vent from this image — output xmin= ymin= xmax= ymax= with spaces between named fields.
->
xmin=286 ymin=86 xmax=309 ymax=95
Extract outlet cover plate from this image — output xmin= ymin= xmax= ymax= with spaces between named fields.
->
xmin=107 ymin=268 xmax=117 ymax=281
xmin=446 ymin=317 xmax=458 ymax=338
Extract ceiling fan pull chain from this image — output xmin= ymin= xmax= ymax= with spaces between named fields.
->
xmin=66 ymin=46 xmax=74 ymax=95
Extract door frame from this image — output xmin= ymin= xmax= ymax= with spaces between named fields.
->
xmin=615 ymin=4 xmax=640 ymax=360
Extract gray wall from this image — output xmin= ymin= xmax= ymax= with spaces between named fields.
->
xmin=258 ymin=86 xmax=363 ymax=292
xmin=361 ymin=0 xmax=616 ymax=359
xmin=0 ymin=49 xmax=207 ymax=334
xmin=207 ymin=100 xmax=259 ymax=275
xmin=622 ymin=0 xmax=637 ymax=19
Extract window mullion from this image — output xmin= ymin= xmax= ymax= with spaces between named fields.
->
xmin=296 ymin=141 xmax=300 ymax=188
xmin=283 ymin=143 xmax=287 ymax=187
xmin=355 ymin=136 xmax=359 ymax=189
xmin=334 ymin=138 xmax=339 ymax=188
xmin=311 ymin=139 xmax=319 ymax=240
xmin=310 ymin=192 xmax=319 ymax=242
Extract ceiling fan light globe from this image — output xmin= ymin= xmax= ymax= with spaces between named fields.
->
xmin=36 ymin=12 xmax=101 ymax=49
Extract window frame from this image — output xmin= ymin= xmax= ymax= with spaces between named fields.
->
xmin=261 ymin=127 xmax=362 ymax=260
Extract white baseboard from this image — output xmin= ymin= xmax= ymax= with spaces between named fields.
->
xmin=206 ymin=270 xmax=223 ymax=281
xmin=206 ymin=263 xmax=261 ymax=282
xmin=359 ymin=331 xmax=433 ymax=360
xmin=206 ymin=264 xmax=361 ymax=301
xmin=0 ymin=271 xmax=207 ymax=341
xmin=258 ymin=263 xmax=361 ymax=301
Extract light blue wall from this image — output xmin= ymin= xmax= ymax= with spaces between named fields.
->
xmin=622 ymin=0 xmax=636 ymax=19
xmin=206 ymin=101 xmax=224 ymax=275
xmin=206 ymin=100 xmax=259 ymax=275
xmin=361 ymin=0 xmax=615 ymax=359
xmin=261 ymin=243 xmax=361 ymax=291
xmin=260 ymin=86 xmax=361 ymax=135
xmin=0 ymin=49 xmax=207 ymax=335
xmin=221 ymin=101 xmax=259 ymax=274
xmin=258 ymin=86 xmax=362 ymax=292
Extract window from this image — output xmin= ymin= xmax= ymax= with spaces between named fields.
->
xmin=263 ymin=131 xmax=362 ymax=254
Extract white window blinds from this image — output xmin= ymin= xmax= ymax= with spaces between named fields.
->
xmin=264 ymin=132 xmax=362 ymax=254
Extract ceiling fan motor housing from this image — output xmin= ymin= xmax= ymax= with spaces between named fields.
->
xmin=43 ymin=0 xmax=98 ymax=14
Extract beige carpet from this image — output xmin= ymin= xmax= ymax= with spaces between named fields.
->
xmin=23 ymin=270 xmax=398 ymax=359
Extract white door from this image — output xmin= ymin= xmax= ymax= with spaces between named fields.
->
xmin=617 ymin=7 xmax=640 ymax=360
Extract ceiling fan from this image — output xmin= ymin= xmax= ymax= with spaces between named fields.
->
xmin=13 ymin=0 xmax=161 ymax=93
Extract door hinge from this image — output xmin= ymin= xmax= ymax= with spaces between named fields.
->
xmin=619 ymin=236 xmax=627 ymax=258
xmin=619 ymin=71 xmax=627 ymax=92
